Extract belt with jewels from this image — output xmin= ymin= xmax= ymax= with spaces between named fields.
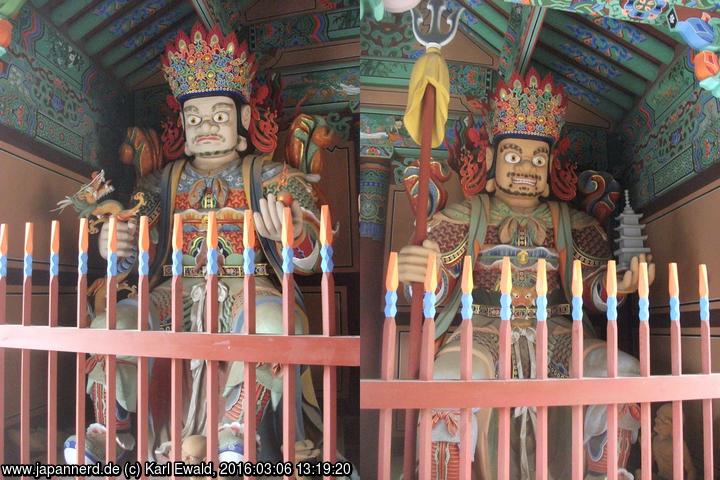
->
xmin=472 ymin=303 xmax=571 ymax=319
xmin=162 ymin=263 xmax=271 ymax=278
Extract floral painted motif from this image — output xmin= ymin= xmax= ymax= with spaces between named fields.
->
xmin=622 ymin=0 xmax=668 ymax=21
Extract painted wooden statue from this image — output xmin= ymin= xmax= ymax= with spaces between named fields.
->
xmin=398 ymin=69 xmax=656 ymax=480
xmin=63 ymin=23 xmax=331 ymax=465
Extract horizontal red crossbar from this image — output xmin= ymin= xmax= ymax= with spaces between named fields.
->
xmin=0 ymin=325 xmax=359 ymax=366
xmin=361 ymin=374 xmax=720 ymax=409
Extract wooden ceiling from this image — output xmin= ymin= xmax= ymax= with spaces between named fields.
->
xmin=450 ymin=0 xmax=682 ymax=122
xmin=30 ymin=0 xmax=198 ymax=88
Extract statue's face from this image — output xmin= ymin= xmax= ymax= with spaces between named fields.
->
xmin=182 ymin=95 xmax=242 ymax=157
xmin=492 ymin=137 xmax=550 ymax=198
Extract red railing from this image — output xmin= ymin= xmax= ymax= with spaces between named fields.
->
xmin=0 ymin=205 xmax=359 ymax=480
xmin=361 ymin=253 xmax=718 ymax=479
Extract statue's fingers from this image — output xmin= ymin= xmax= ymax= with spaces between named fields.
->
xmin=401 ymin=245 xmax=437 ymax=256
xmin=618 ymin=270 xmax=632 ymax=290
xmin=267 ymin=194 xmax=282 ymax=233
xmin=400 ymin=254 xmax=435 ymax=267
xmin=648 ymin=263 xmax=656 ymax=285
xmin=258 ymin=198 xmax=277 ymax=236
xmin=422 ymin=239 xmax=440 ymax=252
xmin=398 ymin=265 xmax=428 ymax=284
xmin=253 ymin=211 xmax=273 ymax=240
xmin=275 ymin=201 xmax=287 ymax=234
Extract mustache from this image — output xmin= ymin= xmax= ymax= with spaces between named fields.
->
xmin=507 ymin=172 xmax=542 ymax=180
xmin=497 ymin=184 xmax=541 ymax=197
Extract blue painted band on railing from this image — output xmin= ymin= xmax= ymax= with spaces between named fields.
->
xmin=0 ymin=254 xmax=7 ymax=278
xmin=282 ymin=246 xmax=294 ymax=274
xmin=107 ymin=252 xmax=117 ymax=277
xmin=638 ymin=297 xmax=650 ymax=322
xmin=669 ymin=296 xmax=680 ymax=322
xmin=139 ymin=251 xmax=150 ymax=277
xmin=243 ymin=248 xmax=256 ymax=275
xmin=384 ymin=291 xmax=398 ymax=318
xmin=321 ymin=245 xmax=334 ymax=273
xmin=536 ymin=295 xmax=547 ymax=322
xmin=606 ymin=296 xmax=617 ymax=321
xmin=423 ymin=291 xmax=437 ymax=319
xmin=172 ymin=250 xmax=183 ymax=277
xmin=207 ymin=248 xmax=219 ymax=275
xmin=78 ymin=252 xmax=88 ymax=275
xmin=49 ymin=253 xmax=59 ymax=278
xmin=700 ymin=296 xmax=710 ymax=322
xmin=461 ymin=293 xmax=473 ymax=320
xmin=572 ymin=296 xmax=583 ymax=322
xmin=500 ymin=293 xmax=512 ymax=321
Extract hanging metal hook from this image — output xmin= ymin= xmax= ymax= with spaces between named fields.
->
xmin=410 ymin=0 xmax=465 ymax=50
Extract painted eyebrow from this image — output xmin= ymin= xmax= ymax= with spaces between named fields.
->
xmin=533 ymin=146 xmax=549 ymax=155
xmin=183 ymin=105 xmax=199 ymax=114
xmin=212 ymin=103 xmax=235 ymax=111
xmin=499 ymin=143 xmax=522 ymax=152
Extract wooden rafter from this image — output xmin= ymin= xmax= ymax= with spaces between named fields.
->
xmin=39 ymin=0 xmax=65 ymax=15
xmin=94 ymin=0 xmax=186 ymax=60
xmin=105 ymin=11 xmax=195 ymax=70
xmin=59 ymin=0 xmax=101 ymax=30
xmin=79 ymin=0 xmax=146 ymax=43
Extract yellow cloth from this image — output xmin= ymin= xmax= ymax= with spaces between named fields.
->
xmin=403 ymin=47 xmax=450 ymax=148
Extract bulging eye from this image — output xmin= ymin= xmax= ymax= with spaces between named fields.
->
xmin=213 ymin=112 xmax=229 ymax=123
xmin=186 ymin=115 xmax=201 ymax=126
xmin=504 ymin=152 xmax=521 ymax=164
xmin=532 ymin=155 xmax=547 ymax=167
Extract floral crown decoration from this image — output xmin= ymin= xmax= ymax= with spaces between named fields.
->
xmin=488 ymin=68 xmax=567 ymax=146
xmin=162 ymin=23 xmax=256 ymax=104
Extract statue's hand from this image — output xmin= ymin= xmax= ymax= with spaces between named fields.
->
xmin=253 ymin=193 xmax=304 ymax=242
xmin=98 ymin=218 xmax=137 ymax=260
xmin=398 ymin=239 xmax=441 ymax=285
xmin=617 ymin=254 xmax=656 ymax=295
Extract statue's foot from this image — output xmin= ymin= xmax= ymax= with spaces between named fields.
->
xmin=63 ymin=423 xmax=133 ymax=465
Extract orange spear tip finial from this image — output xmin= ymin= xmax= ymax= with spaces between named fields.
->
xmin=24 ymin=222 xmax=33 ymax=256
xmin=699 ymin=264 xmax=709 ymax=298
xmin=206 ymin=211 xmax=218 ymax=249
xmin=107 ymin=217 xmax=117 ymax=253
xmin=320 ymin=205 xmax=333 ymax=246
xmin=172 ymin=214 xmax=182 ymax=251
xmin=139 ymin=216 xmax=150 ymax=252
xmin=571 ymin=259 xmax=583 ymax=298
xmin=385 ymin=252 xmax=398 ymax=292
xmin=424 ymin=252 xmax=438 ymax=293
xmin=606 ymin=260 xmax=617 ymax=297
xmin=668 ymin=263 xmax=679 ymax=298
xmin=78 ymin=218 xmax=88 ymax=253
xmin=638 ymin=262 xmax=649 ymax=299
xmin=281 ymin=206 xmax=293 ymax=248
xmin=536 ymin=258 xmax=547 ymax=296
xmin=243 ymin=209 xmax=256 ymax=249
xmin=500 ymin=256 xmax=512 ymax=294
xmin=461 ymin=255 xmax=473 ymax=294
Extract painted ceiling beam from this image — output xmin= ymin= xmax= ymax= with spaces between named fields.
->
xmin=68 ymin=0 xmax=143 ymax=41
xmin=104 ymin=12 xmax=193 ymax=68
xmin=502 ymin=0 xmax=717 ymax=25
xmin=543 ymin=12 xmax=660 ymax=80
xmin=533 ymin=62 xmax=625 ymax=120
xmin=455 ymin=0 xmax=508 ymax=30
xmin=498 ymin=4 xmax=546 ymax=81
xmin=190 ymin=0 xmax=233 ymax=34
xmin=540 ymin=27 xmax=648 ymax=93
xmin=459 ymin=22 xmax=501 ymax=55
xmin=448 ymin=1 xmax=506 ymax=51
xmin=85 ymin=0 xmax=189 ymax=55
xmin=578 ymin=13 xmax=675 ymax=64
xmin=533 ymin=48 xmax=635 ymax=108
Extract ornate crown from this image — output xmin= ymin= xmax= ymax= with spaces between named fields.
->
xmin=489 ymin=68 xmax=567 ymax=145
xmin=162 ymin=23 xmax=256 ymax=103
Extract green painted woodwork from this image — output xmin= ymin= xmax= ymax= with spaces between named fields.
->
xmin=581 ymin=13 xmax=675 ymax=63
xmin=49 ymin=0 xmax=92 ymax=25
xmin=461 ymin=15 xmax=505 ymax=51
xmin=0 ymin=0 xmax=28 ymax=18
xmin=539 ymin=29 xmax=648 ymax=93
xmin=533 ymin=48 xmax=635 ymax=108
xmin=467 ymin=1 xmax=509 ymax=31
xmin=533 ymin=62 xmax=625 ymax=120
xmin=502 ymin=0 xmax=719 ymax=25
xmin=499 ymin=5 xmax=546 ymax=80
xmin=543 ymin=13 xmax=659 ymax=80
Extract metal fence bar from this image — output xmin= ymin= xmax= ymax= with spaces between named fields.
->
xmin=698 ymin=264 xmax=713 ymax=479
xmin=377 ymin=253 xmax=398 ymax=480
xmin=638 ymin=263 xmax=651 ymax=480
xmin=47 ymin=221 xmax=60 ymax=468
xmin=75 ymin=219 xmax=88 ymax=475
xmin=137 ymin=217 xmax=150 ymax=476
xmin=281 ymin=207 xmax=296 ymax=478
xmin=459 ymin=256 xmax=473 ymax=479
xmin=205 ymin=212 xmax=220 ymax=466
xmin=668 ymin=263 xmax=684 ymax=480
xmin=571 ymin=260 xmax=584 ymax=480
xmin=535 ymin=259 xmax=548 ymax=480
xmin=497 ymin=257 xmax=512 ymax=480
xmin=320 ymin=206 xmax=338 ymax=478
xmin=0 ymin=224 xmax=7 ymax=480
xmin=606 ymin=261 xmax=618 ymax=480
xmin=171 ymin=214 xmax=183 ymax=475
xmin=105 ymin=218 xmax=118 ymax=474
xmin=243 ymin=210 xmax=257 ymax=480
xmin=20 ymin=223 xmax=32 ymax=478
xmin=417 ymin=255 xmax=437 ymax=479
